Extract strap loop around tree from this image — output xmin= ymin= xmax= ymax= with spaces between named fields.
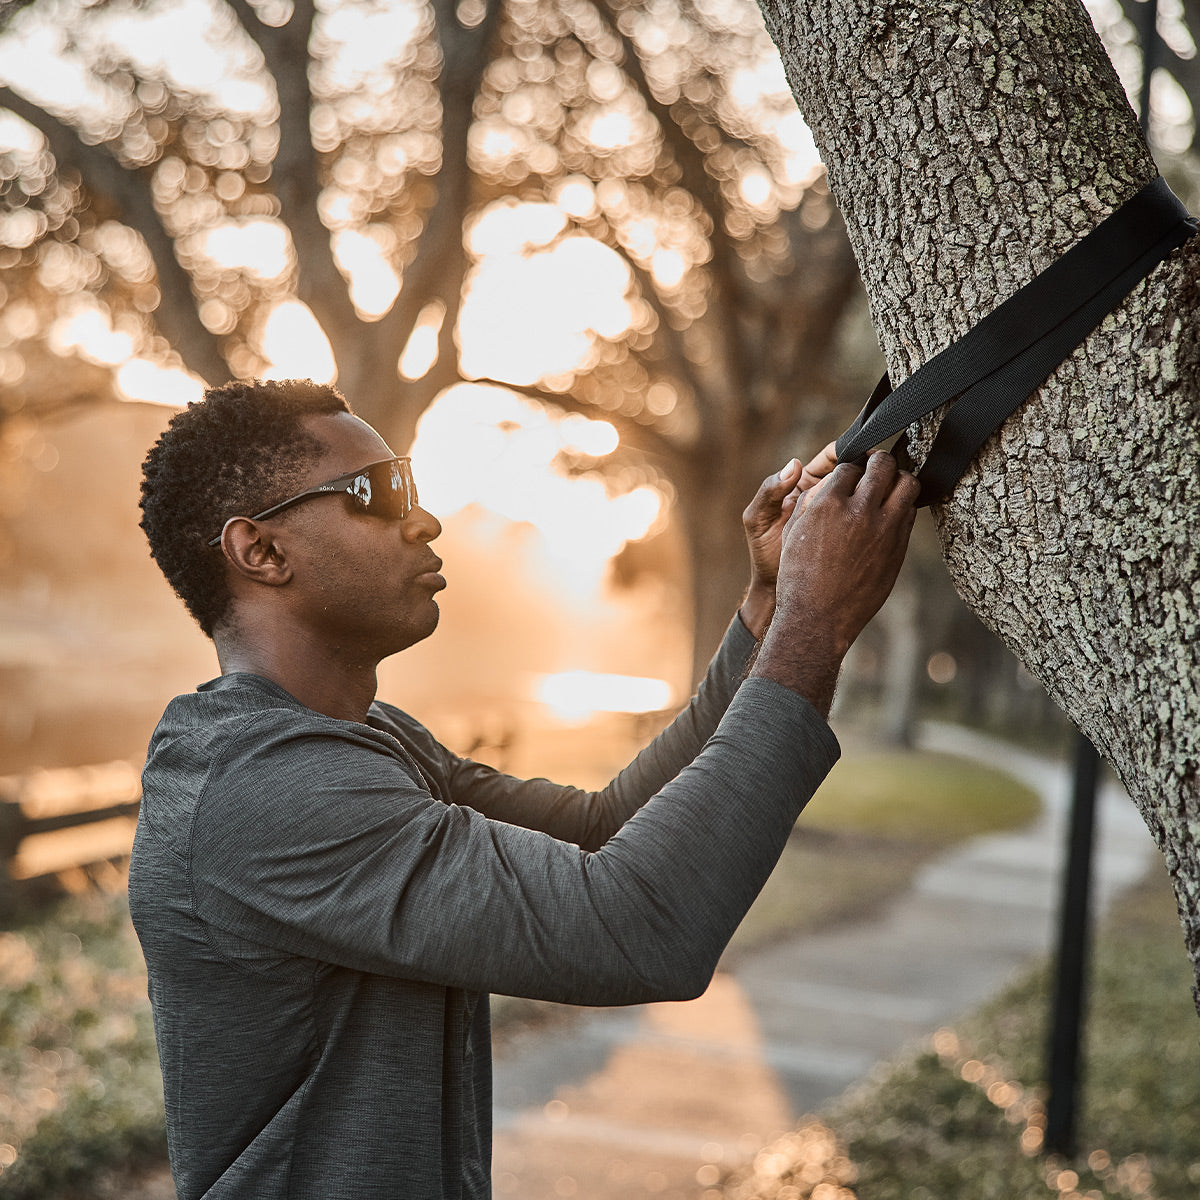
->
xmin=834 ymin=176 xmax=1197 ymax=506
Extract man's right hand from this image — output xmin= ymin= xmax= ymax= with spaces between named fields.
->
xmin=750 ymin=452 xmax=919 ymax=716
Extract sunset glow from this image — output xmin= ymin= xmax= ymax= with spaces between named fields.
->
xmin=259 ymin=301 xmax=337 ymax=383
xmin=459 ymin=201 xmax=634 ymax=386
xmin=411 ymin=384 xmax=663 ymax=598
xmin=536 ymin=671 xmax=673 ymax=723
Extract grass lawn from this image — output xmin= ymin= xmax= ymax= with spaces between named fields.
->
xmin=722 ymin=864 xmax=1200 ymax=1200
xmin=724 ymin=746 xmax=1041 ymax=956
xmin=805 ymin=745 xmax=1043 ymax=842
xmin=0 ymin=889 xmax=167 ymax=1199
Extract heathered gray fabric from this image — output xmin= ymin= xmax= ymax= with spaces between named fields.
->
xmin=128 ymin=616 xmax=839 ymax=1199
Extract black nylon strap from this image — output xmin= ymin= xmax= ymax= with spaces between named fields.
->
xmin=834 ymin=176 xmax=1197 ymax=506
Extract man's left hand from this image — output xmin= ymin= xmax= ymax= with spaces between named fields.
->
xmin=739 ymin=458 xmax=804 ymax=638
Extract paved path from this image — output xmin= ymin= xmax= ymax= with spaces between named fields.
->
xmin=490 ymin=725 xmax=1162 ymax=1200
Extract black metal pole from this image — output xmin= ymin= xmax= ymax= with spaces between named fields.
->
xmin=1136 ymin=0 xmax=1161 ymax=139
xmin=1045 ymin=0 xmax=1153 ymax=1155
xmin=1043 ymin=731 xmax=1101 ymax=1157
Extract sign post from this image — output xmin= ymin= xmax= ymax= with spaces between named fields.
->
xmin=1043 ymin=732 xmax=1101 ymax=1156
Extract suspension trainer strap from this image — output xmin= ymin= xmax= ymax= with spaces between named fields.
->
xmin=834 ymin=176 xmax=1197 ymax=506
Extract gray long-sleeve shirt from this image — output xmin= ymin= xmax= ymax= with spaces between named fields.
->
xmin=128 ymin=617 xmax=839 ymax=1199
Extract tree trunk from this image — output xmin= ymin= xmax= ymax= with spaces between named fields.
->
xmin=677 ymin=457 xmax=761 ymax=685
xmin=756 ymin=0 xmax=1200 ymax=1007
xmin=874 ymin=571 xmax=922 ymax=748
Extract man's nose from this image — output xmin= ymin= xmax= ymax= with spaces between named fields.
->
xmin=402 ymin=505 xmax=442 ymax=542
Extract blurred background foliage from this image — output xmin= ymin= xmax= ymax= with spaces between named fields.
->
xmin=0 ymin=0 xmax=1198 ymax=771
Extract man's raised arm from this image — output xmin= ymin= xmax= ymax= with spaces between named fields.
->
xmin=752 ymin=451 xmax=920 ymax=715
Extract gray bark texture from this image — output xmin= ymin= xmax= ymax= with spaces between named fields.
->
xmin=754 ymin=0 xmax=1200 ymax=1008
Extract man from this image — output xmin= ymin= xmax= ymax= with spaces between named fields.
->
xmin=130 ymin=378 xmax=917 ymax=1199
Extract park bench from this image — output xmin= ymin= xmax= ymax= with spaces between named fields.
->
xmin=0 ymin=761 xmax=141 ymax=905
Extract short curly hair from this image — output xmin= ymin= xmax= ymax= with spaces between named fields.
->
xmin=140 ymin=378 xmax=352 ymax=637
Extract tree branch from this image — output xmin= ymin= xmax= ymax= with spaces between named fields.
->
xmin=617 ymin=248 xmax=719 ymax=413
xmin=226 ymin=0 xmax=365 ymax=370
xmin=587 ymin=0 xmax=756 ymax=419
xmin=0 ymin=0 xmax=38 ymax=35
xmin=587 ymin=3 xmax=741 ymax=289
xmin=0 ymin=85 xmax=230 ymax=384
xmin=378 ymin=0 xmax=503 ymax=355
xmin=768 ymin=203 xmax=862 ymax=405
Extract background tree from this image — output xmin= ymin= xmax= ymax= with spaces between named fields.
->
xmin=0 ymin=0 xmax=872 ymax=678
xmin=752 ymin=0 xmax=1200 ymax=1006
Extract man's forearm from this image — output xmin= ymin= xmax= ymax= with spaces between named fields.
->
xmin=738 ymin=579 xmax=775 ymax=641
xmin=749 ymin=611 xmax=845 ymax=718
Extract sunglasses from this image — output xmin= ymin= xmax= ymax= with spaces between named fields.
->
xmin=207 ymin=457 xmax=417 ymax=547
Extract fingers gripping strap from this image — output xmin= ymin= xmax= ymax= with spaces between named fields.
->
xmin=834 ymin=176 xmax=1197 ymax=506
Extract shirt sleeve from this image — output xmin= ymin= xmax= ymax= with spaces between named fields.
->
xmin=189 ymin=676 xmax=839 ymax=1008
xmin=433 ymin=613 xmax=761 ymax=849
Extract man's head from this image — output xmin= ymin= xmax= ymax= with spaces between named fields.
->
xmin=140 ymin=378 xmax=354 ymax=637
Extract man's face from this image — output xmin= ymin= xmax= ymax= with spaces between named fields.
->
xmin=273 ymin=412 xmax=446 ymax=662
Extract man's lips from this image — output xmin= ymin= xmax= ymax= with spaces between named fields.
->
xmin=415 ymin=557 xmax=446 ymax=589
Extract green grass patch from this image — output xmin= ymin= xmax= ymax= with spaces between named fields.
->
xmin=726 ymin=749 xmax=1040 ymax=956
xmin=803 ymin=748 xmax=1041 ymax=842
xmin=0 ymin=892 xmax=166 ymax=1198
xmin=723 ymin=864 xmax=1200 ymax=1199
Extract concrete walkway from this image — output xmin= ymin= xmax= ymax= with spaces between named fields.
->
xmin=489 ymin=724 xmax=1163 ymax=1200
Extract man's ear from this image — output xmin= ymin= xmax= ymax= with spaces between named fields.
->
xmin=216 ymin=519 xmax=294 ymax=588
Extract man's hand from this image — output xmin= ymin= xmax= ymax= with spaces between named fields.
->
xmin=739 ymin=458 xmax=805 ymax=638
xmin=798 ymin=440 xmax=839 ymax=493
xmin=751 ymin=452 xmax=919 ymax=715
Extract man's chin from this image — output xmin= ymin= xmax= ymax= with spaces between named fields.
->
xmin=383 ymin=604 xmax=440 ymax=658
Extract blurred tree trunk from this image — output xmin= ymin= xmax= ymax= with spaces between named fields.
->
xmin=669 ymin=218 xmax=866 ymax=683
xmin=874 ymin=572 xmax=921 ymax=748
xmin=756 ymin=0 xmax=1200 ymax=1006
xmin=223 ymin=0 xmax=499 ymax=448
xmin=674 ymin=446 xmax=779 ymax=684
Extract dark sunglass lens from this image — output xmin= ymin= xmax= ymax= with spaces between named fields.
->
xmin=362 ymin=460 xmax=411 ymax=519
xmin=396 ymin=461 xmax=416 ymax=516
xmin=347 ymin=471 xmax=374 ymax=512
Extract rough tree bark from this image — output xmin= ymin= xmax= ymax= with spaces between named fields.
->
xmin=754 ymin=0 xmax=1200 ymax=1006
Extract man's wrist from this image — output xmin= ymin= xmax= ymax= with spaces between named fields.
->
xmin=749 ymin=613 xmax=845 ymax=717
xmin=739 ymin=580 xmax=776 ymax=640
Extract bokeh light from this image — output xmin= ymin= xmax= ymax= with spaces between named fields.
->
xmin=201 ymin=221 xmax=291 ymax=281
xmin=49 ymin=308 xmax=135 ymax=367
xmin=459 ymin=201 xmax=634 ymax=385
xmin=536 ymin=671 xmax=672 ymax=723
xmin=333 ymin=229 xmax=401 ymax=316
xmin=259 ymin=300 xmax=337 ymax=383
xmin=115 ymin=359 xmax=204 ymax=406
xmin=410 ymin=383 xmax=664 ymax=599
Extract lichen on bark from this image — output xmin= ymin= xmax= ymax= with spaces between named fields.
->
xmin=756 ymin=0 xmax=1200 ymax=1008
